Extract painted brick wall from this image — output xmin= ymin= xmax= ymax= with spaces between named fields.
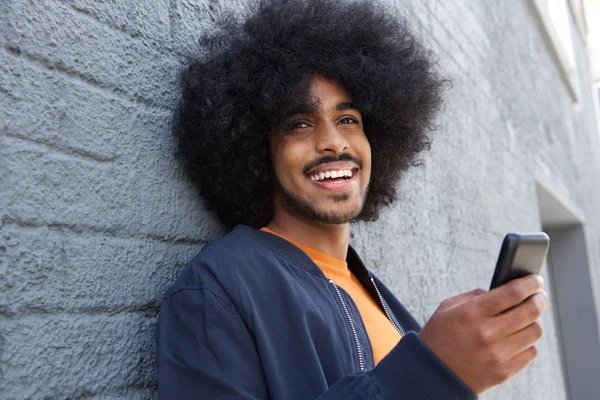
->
xmin=2 ymin=0 xmax=599 ymax=398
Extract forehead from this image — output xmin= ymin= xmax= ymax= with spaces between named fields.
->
xmin=306 ymin=75 xmax=351 ymax=108
xmin=282 ymin=75 xmax=355 ymax=118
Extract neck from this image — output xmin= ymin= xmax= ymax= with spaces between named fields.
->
xmin=266 ymin=210 xmax=350 ymax=261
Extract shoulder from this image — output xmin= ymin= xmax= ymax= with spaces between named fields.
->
xmin=164 ymin=225 xmax=312 ymax=298
xmin=201 ymin=225 xmax=271 ymax=259
xmin=198 ymin=225 xmax=293 ymax=270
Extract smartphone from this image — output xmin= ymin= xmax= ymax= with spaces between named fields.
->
xmin=489 ymin=232 xmax=550 ymax=290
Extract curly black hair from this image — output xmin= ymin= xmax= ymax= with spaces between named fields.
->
xmin=173 ymin=0 xmax=447 ymax=229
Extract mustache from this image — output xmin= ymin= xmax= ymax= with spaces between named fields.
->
xmin=302 ymin=153 xmax=363 ymax=175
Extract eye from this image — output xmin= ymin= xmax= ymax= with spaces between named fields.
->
xmin=293 ymin=121 xmax=311 ymax=129
xmin=284 ymin=120 xmax=312 ymax=132
xmin=338 ymin=117 xmax=359 ymax=125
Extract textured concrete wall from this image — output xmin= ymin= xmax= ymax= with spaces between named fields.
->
xmin=2 ymin=0 xmax=599 ymax=398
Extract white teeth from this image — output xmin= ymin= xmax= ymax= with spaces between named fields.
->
xmin=311 ymin=168 xmax=354 ymax=182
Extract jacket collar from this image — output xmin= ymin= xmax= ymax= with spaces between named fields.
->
xmin=238 ymin=225 xmax=404 ymax=331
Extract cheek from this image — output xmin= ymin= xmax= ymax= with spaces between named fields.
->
xmin=356 ymin=136 xmax=372 ymax=175
xmin=271 ymin=142 xmax=306 ymax=185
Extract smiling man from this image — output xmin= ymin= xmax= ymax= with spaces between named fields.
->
xmin=269 ymin=76 xmax=371 ymax=230
xmin=156 ymin=0 xmax=548 ymax=399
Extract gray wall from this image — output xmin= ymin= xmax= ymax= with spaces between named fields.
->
xmin=2 ymin=0 xmax=599 ymax=398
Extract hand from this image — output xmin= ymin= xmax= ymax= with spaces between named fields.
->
xmin=419 ymin=275 xmax=548 ymax=394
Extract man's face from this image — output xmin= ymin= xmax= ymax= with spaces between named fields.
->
xmin=270 ymin=75 xmax=371 ymax=225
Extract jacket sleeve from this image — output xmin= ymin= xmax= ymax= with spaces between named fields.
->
xmin=157 ymin=287 xmax=477 ymax=400
xmin=320 ymin=332 xmax=478 ymax=400
xmin=157 ymin=287 xmax=270 ymax=399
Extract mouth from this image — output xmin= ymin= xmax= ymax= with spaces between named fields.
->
xmin=305 ymin=167 xmax=358 ymax=191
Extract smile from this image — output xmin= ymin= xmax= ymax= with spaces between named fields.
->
xmin=306 ymin=168 xmax=357 ymax=191
xmin=309 ymin=168 xmax=353 ymax=181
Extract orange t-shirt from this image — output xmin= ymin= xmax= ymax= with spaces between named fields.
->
xmin=261 ymin=227 xmax=401 ymax=365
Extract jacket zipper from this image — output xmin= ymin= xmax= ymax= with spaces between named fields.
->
xmin=371 ymin=277 xmax=404 ymax=337
xmin=329 ymin=279 xmax=365 ymax=371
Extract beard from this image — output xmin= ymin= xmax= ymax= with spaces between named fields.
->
xmin=273 ymin=177 xmax=367 ymax=225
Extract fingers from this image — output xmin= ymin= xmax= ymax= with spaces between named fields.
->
xmin=479 ymin=275 xmax=544 ymax=316
xmin=494 ymin=320 xmax=544 ymax=364
xmin=425 ymin=281 xmax=546 ymax=394
xmin=440 ymin=288 xmax=487 ymax=309
xmin=495 ymin=291 xmax=548 ymax=335
xmin=496 ymin=345 xmax=538 ymax=384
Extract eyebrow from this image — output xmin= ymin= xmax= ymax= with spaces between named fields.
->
xmin=282 ymin=103 xmax=319 ymax=119
xmin=283 ymin=101 xmax=358 ymax=119
xmin=336 ymin=101 xmax=358 ymax=112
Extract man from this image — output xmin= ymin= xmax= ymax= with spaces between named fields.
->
xmin=157 ymin=0 xmax=548 ymax=398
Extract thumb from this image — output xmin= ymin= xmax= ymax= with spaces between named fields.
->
xmin=441 ymin=288 xmax=486 ymax=309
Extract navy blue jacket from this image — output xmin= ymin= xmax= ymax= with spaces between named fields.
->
xmin=157 ymin=225 xmax=477 ymax=399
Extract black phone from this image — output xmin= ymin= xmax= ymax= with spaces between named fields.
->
xmin=489 ymin=232 xmax=550 ymax=290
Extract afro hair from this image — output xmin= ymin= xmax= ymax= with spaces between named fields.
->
xmin=173 ymin=0 xmax=447 ymax=229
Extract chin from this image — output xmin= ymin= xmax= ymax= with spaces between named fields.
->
xmin=309 ymin=205 xmax=363 ymax=225
xmin=276 ymin=181 xmax=366 ymax=224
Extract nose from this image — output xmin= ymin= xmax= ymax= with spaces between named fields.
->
xmin=315 ymin=122 xmax=350 ymax=154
